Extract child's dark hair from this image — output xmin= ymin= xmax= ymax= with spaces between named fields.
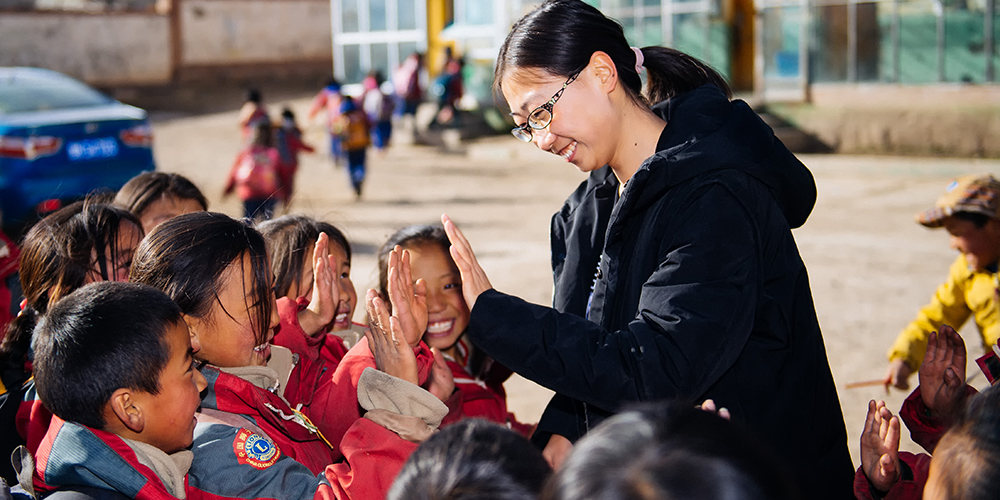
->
xmin=130 ymin=211 xmax=273 ymax=348
xmin=256 ymin=214 xmax=351 ymax=299
xmin=493 ymin=0 xmax=731 ymax=106
xmin=33 ymin=281 xmax=181 ymax=430
xmin=0 ymin=200 xmax=141 ymax=388
xmin=542 ymin=401 xmax=800 ymax=500
xmin=245 ymin=88 xmax=262 ymax=104
xmin=281 ymin=107 xmax=296 ymax=121
xmin=388 ymin=419 xmax=551 ymax=500
xmin=114 ymin=171 xmax=209 ymax=218
xmin=930 ymin=382 xmax=1000 ymax=500
xmin=377 ymin=224 xmax=449 ymax=300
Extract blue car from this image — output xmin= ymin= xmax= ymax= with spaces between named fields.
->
xmin=0 ymin=67 xmax=155 ymax=234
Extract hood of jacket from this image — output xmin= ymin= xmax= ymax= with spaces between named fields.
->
xmin=633 ymin=85 xmax=816 ymax=229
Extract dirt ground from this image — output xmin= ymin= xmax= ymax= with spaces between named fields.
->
xmin=150 ymin=93 xmax=1000 ymax=470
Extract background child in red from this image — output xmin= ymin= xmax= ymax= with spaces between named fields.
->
xmin=274 ymin=108 xmax=314 ymax=207
xmin=224 ymin=121 xmax=281 ymax=221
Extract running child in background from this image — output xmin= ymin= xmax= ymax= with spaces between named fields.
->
xmin=27 ymin=282 xmax=208 ymax=500
xmin=257 ymin=214 xmax=364 ymax=367
xmin=308 ymin=79 xmax=345 ymax=167
xmin=237 ymin=88 xmax=268 ymax=145
xmin=274 ymin=108 xmax=315 ymax=207
xmin=224 ymin=121 xmax=281 ymax=221
xmin=379 ymin=224 xmax=533 ymax=435
xmin=114 ymin=171 xmax=208 ymax=234
xmin=361 ymin=70 xmax=395 ymax=154
xmin=885 ymin=174 xmax=1000 ymax=390
xmin=338 ymin=98 xmax=371 ymax=200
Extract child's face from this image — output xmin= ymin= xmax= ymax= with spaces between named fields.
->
xmin=407 ymin=242 xmax=469 ymax=351
xmin=86 ymin=220 xmax=142 ymax=284
xmin=139 ymin=196 xmax=204 ymax=234
xmin=130 ymin=320 xmax=207 ymax=453
xmin=289 ymin=239 xmax=358 ymax=331
xmin=944 ymin=217 xmax=1000 ymax=271
xmin=193 ymin=253 xmax=279 ymax=367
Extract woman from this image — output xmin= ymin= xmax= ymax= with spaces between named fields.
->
xmin=441 ymin=0 xmax=852 ymax=497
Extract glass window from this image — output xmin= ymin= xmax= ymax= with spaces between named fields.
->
xmin=898 ymin=1 xmax=938 ymax=83
xmin=640 ymin=15 xmax=663 ymax=46
xmin=458 ymin=0 xmax=493 ymax=25
xmin=371 ymin=43 xmax=390 ymax=77
xmin=809 ymin=4 xmax=847 ymax=82
xmin=399 ymin=41 xmax=419 ymax=60
xmin=762 ymin=6 xmax=803 ymax=79
xmin=342 ymin=0 xmax=360 ymax=33
xmin=370 ymin=0 xmax=387 ymax=31
xmin=343 ymin=44 xmax=363 ymax=84
xmin=398 ymin=0 xmax=417 ymax=30
xmin=943 ymin=3 xmax=986 ymax=82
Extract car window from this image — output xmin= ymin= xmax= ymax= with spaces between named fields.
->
xmin=0 ymin=70 xmax=115 ymax=114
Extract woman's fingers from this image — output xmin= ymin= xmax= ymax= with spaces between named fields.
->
xmin=442 ymin=214 xmax=493 ymax=309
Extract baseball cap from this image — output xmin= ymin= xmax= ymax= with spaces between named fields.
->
xmin=916 ymin=174 xmax=1000 ymax=228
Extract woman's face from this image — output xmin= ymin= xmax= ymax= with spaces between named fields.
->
xmin=406 ymin=242 xmax=469 ymax=351
xmin=188 ymin=253 xmax=279 ymax=368
xmin=288 ymin=239 xmax=358 ymax=331
xmin=139 ymin=195 xmax=204 ymax=234
xmin=501 ymin=65 xmax=614 ymax=173
xmin=86 ymin=220 xmax=142 ymax=284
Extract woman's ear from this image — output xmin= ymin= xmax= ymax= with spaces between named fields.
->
xmin=182 ymin=313 xmax=204 ymax=355
xmin=109 ymin=389 xmax=144 ymax=433
xmin=588 ymin=51 xmax=619 ymax=94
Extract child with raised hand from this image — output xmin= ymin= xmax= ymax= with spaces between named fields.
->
xmin=0 ymin=200 xmax=142 ymax=484
xmin=379 ymin=224 xmax=532 ymax=434
xmin=27 ymin=281 xmax=207 ymax=500
xmin=257 ymin=215 xmax=363 ymax=367
xmin=114 ymin=171 xmax=208 ymax=234
xmin=130 ymin=212 xmax=445 ymax=499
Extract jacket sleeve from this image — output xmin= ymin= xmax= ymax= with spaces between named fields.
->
xmin=853 ymin=452 xmax=930 ymax=500
xmin=888 ymin=256 xmax=973 ymax=370
xmin=898 ymin=384 xmax=978 ymax=453
xmin=468 ymin=182 xmax=761 ymax=409
xmin=316 ymin=419 xmax=418 ymax=500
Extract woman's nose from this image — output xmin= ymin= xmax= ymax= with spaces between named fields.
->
xmin=532 ymin=126 xmax=557 ymax=151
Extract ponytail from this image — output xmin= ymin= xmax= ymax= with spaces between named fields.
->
xmin=638 ymin=46 xmax=732 ymax=104
xmin=0 ymin=307 xmax=38 ymax=387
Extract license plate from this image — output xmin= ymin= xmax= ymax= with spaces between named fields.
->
xmin=67 ymin=138 xmax=119 ymax=161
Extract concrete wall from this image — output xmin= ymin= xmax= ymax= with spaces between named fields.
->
xmin=0 ymin=13 xmax=172 ymax=86
xmin=180 ymin=0 xmax=331 ymax=65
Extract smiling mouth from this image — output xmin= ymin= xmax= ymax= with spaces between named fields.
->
xmin=426 ymin=319 xmax=455 ymax=338
xmin=555 ymin=141 xmax=577 ymax=161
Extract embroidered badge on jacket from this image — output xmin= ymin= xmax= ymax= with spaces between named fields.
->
xmin=233 ymin=428 xmax=280 ymax=469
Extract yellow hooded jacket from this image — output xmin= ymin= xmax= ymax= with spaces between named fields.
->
xmin=889 ymin=254 xmax=1000 ymax=370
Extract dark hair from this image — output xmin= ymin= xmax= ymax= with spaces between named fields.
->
xmin=931 ymin=382 xmax=1000 ymax=500
xmin=33 ymin=281 xmax=180 ymax=430
xmin=251 ymin=119 xmax=274 ymax=148
xmin=388 ymin=419 xmax=551 ymax=500
xmin=256 ymin=214 xmax=351 ymax=299
xmin=952 ymin=211 xmax=992 ymax=229
xmin=114 ymin=172 xmax=209 ymax=219
xmin=494 ymin=0 xmax=731 ymax=106
xmin=281 ymin=107 xmax=296 ymax=121
xmin=0 ymin=200 xmax=141 ymax=387
xmin=542 ymin=402 xmax=800 ymax=500
xmin=377 ymin=224 xmax=449 ymax=301
xmin=245 ymin=88 xmax=262 ymax=104
xmin=130 ymin=211 xmax=273 ymax=349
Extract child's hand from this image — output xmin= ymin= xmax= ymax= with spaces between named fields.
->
xmin=884 ymin=359 xmax=912 ymax=391
xmin=860 ymin=400 xmax=901 ymax=493
xmin=441 ymin=214 xmax=493 ymax=310
xmin=426 ymin=348 xmax=455 ymax=401
xmin=365 ymin=289 xmax=418 ymax=385
xmin=918 ymin=325 xmax=967 ymax=421
xmin=386 ymin=246 xmax=428 ymax=347
xmin=299 ymin=233 xmax=339 ymax=336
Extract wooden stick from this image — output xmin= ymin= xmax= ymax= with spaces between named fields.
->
xmin=845 ymin=379 xmax=888 ymax=389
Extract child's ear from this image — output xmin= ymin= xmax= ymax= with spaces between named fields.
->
xmin=182 ymin=314 xmax=204 ymax=353
xmin=109 ymin=389 xmax=144 ymax=433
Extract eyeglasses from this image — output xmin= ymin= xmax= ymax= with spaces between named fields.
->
xmin=511 ymin=71 xmax=580 ymax=142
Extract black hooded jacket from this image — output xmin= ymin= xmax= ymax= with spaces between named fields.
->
xmin=468 ymin=85 xmax=853 ymax=498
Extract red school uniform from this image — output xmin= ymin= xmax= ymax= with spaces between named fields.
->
xmin=440 ymin=338 xmax=533 ymax=436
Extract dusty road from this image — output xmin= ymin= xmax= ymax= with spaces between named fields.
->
xmin=151 ymin=94 xmax=1000 ymax=469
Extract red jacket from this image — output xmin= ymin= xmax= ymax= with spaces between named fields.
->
xmin=440 ymin=340 xmax=532 ymax=436
xmin=273 ymin=297 xmax=351 ymax=370
xmin=317 ymin=338 xmax=433 ymax=461
xmin=0 ymin=229 xmax=19 ymax=336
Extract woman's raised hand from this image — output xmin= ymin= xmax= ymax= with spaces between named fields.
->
xmin=365 ymin=289 xmax=419 ymax=385
xmin=300 ymin=232 xmax=340 ymax=336
xmin=386 ymin=246 xmax=428 ymax=347
xmin=441 ymin=214 xmax=493 ymax=310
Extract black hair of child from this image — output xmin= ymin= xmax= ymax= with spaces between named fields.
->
xmin=952 ymin=211 xmax=992 ymax=229
xmin=256 ymin=214 xmax=351 ymax=299
xmin=114 ymin=172 xmax=209 ymax=218
xmin=542 ymin=401 xmax=801 ymax=500
xmin=388 ymin=419 xmax=551 ymax=500
xmin=33 ymin=281 xmax=181 ymax=430
xmin=130 ymin=211 xmax=273 ymax=349
xmin=931 ymin=382 xmax=1000 ymax=500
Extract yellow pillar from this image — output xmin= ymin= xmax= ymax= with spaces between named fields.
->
xmin=425 ymin=0 xmax=455 ymax=77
